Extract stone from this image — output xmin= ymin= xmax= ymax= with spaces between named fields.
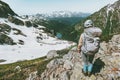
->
xmin=0 ymin=23 xmax=11 ymax=34
xmin=0 ymin=33 xmax=15 ymax=45
xmin=47 ymin=50 xmax=59 ymax=59
xmin=90 ymin=75 xmax=96 ymax=80
xmin=26 ymin=71 xmax=38 ymax=80
xmin=14 ymin=66 xmax=21 ymax=72
xmin=24 ymin=21 xmax=32 ymax=27
xmin=112 ymin=52 xmax=120 ymax=56
xmin=59 ymin=71 xmax=70 ymax=80
xmin=100 ymin=41 xmax=108 ymax=53
xmin=111 ymin=34 xmax=120 ymax=44
xmin=8 ymin=16 xmax=24 ymax=26
xmin=40 ymin=34 xmax=120 ymax=80
xmin=63 ymin=60 xmax=73 ymax=70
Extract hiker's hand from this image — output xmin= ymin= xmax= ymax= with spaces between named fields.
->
xmin=77 ymin=49 xmax=81 ymax=53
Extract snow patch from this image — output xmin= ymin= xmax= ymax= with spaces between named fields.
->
xmin=0 ymin=18 xmax=76 ymax=64
xmin=106 ymin=4 xmax=114 ymax=16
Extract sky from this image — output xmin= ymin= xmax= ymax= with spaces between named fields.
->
xmin=3 ymin=0 xmax=118 ymax=15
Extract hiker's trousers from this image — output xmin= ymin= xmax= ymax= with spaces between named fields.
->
xmin=81 ymin=52 xmax=95 ymax=72
xmin=81 ymin=52 xmax=95 ymax=65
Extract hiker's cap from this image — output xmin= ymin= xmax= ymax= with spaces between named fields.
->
xmin=84 ymin=20 xmax=93 ymax=28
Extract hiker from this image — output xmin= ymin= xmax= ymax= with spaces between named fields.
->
xmin=77 ymin=20 xmax=102 ymax=76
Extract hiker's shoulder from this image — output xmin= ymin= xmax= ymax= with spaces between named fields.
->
xmin=80 ymin=33 xmax=84 ymax=37
xmin=79 ymin=33 xmax=85 ymax=39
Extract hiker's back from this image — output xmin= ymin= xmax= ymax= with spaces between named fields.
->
xmin=78 ymin=20 xmax=102 ymax=76
xmin=84 ymin=27 xmax=102 ymax=37
xmin=81 ymin=27 xmax=102 ymax=55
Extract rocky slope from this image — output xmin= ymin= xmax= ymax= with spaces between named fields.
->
xmin=75 ymin=0 xmax=120 ymax=41
xmin=0 ymin=0 xmax=17 ymax=18
xmin=27 ymin=34 xmax=120 ymax=80
xmin=26 ymin=11 xmax=90 ymax=42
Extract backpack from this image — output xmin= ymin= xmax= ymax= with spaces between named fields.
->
xmin=81 ymin=27 xmax=102 ymax=55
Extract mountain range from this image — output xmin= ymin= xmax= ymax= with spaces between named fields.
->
xmin=75 ymin=0 xmax=120 ymax=41
xmin=0 ymin=0 xmax=120 ymax=79
xmin=0 ymin=0 xmax=75 ymax=64
xmin=26 ymin=11 xmax=90 ymax=42
xmin=27 ymin=11 xmax=90 ymax=19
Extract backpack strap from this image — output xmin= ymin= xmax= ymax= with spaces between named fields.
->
xmin=83 ymin=33 xmax=87 ymax=50
xmin=82 ymin=33 xmax=87 ymax=53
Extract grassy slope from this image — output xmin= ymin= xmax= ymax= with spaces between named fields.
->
xmin=0 ymin=48 xmax=71 ymax=79
xmin=0 ymin=56 xmax=47 ymax=79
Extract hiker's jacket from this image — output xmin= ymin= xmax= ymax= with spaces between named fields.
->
xmin=78 ymin=34 xmax=83 ymax=51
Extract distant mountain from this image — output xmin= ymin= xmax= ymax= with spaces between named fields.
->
xmin=0 ymin=0 xmax=17 ymax=18
xmin=26 ymin=11 xmax=90 ymax=26
xmin=75 ymin=0 xmax=120 ymax=41
xmin=0 ymin=1 xmax=75 ymax=65
xmin=27 ymin=11 xmax=90 ymax=19
xmin=26 ymin=11 xmax=90 ymax=42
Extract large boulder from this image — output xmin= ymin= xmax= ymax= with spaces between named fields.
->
xmin=24 ymin=21 xmax=32 ymax=27
xmin=33 ymin=23 xmax=38 ymax=28
xmin=0 ymin=33 xmax=15 ymax=45
xmin=0 ymin=23 xmax=11 ymax=34
xmin=8 ymin=16 xmax=24 ymax=26
xmin=26 ymin=71 xmax=38 ymax=80
xmin=111 ymin=34 xmax=120 ymax=44
xmin=47 ymin=50 xmax=59 ymax=59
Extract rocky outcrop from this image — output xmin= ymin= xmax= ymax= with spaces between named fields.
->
xmin=26 ymin=71 xmax=38 ymax=80
xmin=0 ymin=0 xmax=17 ymax=18
xmin=39 ymin=34 xmax=120 ymax=80
xmin=24 ymin=21 xmax=32 ymax=27
xmin=0 ymin=23 xmax=11 ymax=34
xmin=75 ymin=0 xmax=120 ymax=41
xmin=0 ymin=23 xmax=27 ymax=45
xmin=8 ymin=16 xmax=24 ymax=26
xmin=47 ymin=50 xmax=59 ymax=59
xmin=0 ymin=33 xmax=15 ymax=45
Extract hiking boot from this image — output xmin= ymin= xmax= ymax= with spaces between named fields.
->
xmin=88 ymin=72 xmax=91 ymax=77
xmin=82 ymin=69 xmax=88 ymax=76
xmin=83 ymin=72 xmax=88 ymax=76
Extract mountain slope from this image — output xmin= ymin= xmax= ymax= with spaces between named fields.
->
xmin=39 ymin=35 xmax=120 ymax=80
xmin=0 ymin=1 xmax=75 ymax=64
xmin=75 ymin=0 xmax=120 ymax=41
xmin=0 ymin=0 xmax=17 ymax=18
xmin=28 ymin=11 xmax=89 ymax=42
xmin=28 ymin=11 xmax=90 ymax=18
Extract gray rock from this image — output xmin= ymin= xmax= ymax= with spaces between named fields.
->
xmin=24 ymin=21 xmax=32 ymax=27
xmin=59 ymin=71 xmax=70 ymax=80
xmin=47 ymin=50 xmax=59 ymax=59
xmin=46 ymin=59 xmax=64 ymax=69
xmin=8 ymin=16 xmax=24 ymax=26
xmin=0 ymin=33 xmax=15 ymax=45
xmin=90 ymin=75 xmax=96 ymax=80
xmin=63 ymin=60 xmax=73 ymax=70
xmin=0 ymin=23 xmax=11 ymax=34
xmin=100 ymin=41 xmax=108 ymax=53
xmin=26 ymin=71 xmax=38 ymax=80
xmin=40 ymin=34 xmax=120 ymax=80
xmin=14 ymin=66 xmax=21 ymax=72
xmin=111 ymin=34 xmax=120 ymax=44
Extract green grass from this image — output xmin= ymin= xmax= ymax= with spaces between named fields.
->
xmin=0 ymin=56 xmax=46 ymax=79
xmin=0 ymin=46 xmax=74 ymax=80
